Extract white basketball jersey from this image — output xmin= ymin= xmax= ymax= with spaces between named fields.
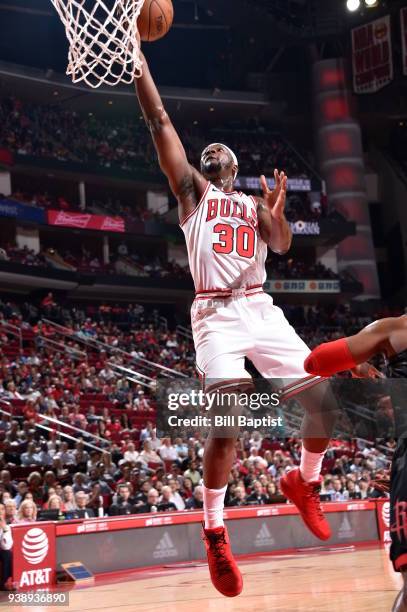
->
xmin=181 ymin=182 xmax=268 ymax=292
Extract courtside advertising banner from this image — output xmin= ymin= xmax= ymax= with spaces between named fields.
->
xmin=401 ymin=8 xmax=407 ymax=76
xmin=264 ymin=280 xmax=340 ymax=293
xmin=352 ymin=15 xmax=393 ymax=93
xmin=376 ymin=499 xmax=392 ymax=545
xmin=12 ymin=523 xmax=56 ymax=589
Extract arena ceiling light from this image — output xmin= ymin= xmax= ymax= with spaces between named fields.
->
xmin=365 ymin=0 xmax=378 ymax=6
xmin=346 ymin=0 xmax=361 ymax=11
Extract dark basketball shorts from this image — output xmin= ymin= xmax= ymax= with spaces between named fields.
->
xmin=390 ymin=439 xmax=407 ymax=572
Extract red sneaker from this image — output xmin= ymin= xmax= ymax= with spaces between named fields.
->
xmin=280 ymin=468 xmax=331 ymax=541
xmin=202 ymin=525 xmax=243 ymax=597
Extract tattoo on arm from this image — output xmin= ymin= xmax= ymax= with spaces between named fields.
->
xmin=178 ymin=174 xmax=195 ymax=200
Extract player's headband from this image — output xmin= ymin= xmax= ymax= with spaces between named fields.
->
xmin=201 ymin=143 xmax=239 ymax=178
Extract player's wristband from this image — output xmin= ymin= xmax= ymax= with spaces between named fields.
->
xmin=304 ymin=338 xmax=357 ymax=377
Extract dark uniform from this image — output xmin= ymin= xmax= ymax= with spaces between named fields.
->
xmin=387 ymin=350 xmax=407 ymax=572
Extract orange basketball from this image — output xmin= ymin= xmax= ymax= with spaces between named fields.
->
xmin=138 ymin=0 xmax=174 ymax=42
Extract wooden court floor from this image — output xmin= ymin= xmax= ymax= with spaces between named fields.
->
xmin=0 ymin=546 xmax=401 ymax=612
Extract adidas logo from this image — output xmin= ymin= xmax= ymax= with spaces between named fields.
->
xmin=338 ymin=514 xmax=355 ymax=539
xmin=153 ymin=532 xmax=178 ymax=559
xmin=255 ymin=522 xmax=275 ymax=547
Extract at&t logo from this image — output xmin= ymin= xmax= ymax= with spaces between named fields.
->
xmin=22 ymin=528 xmax=49 ymax=565
xmin=382 ymin=501 xmax=390 ymax=528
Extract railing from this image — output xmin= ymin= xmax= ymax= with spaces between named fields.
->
xmin=0 ymin=320 xmax=22 ymax=349
xmin=36 ymin=335 xmax=87 ymax=362
xmin=42 ymin=318 xmax=187 ymax=379
xmin=0 ymin=399 xmax=110 ymax=455
xmin=176 ymin=324 xmax=193 ymax=340
xmin=159 ymin=315 xmax=168 ymax=331
xmin=108 ymin=362 xmax=155 ymax=389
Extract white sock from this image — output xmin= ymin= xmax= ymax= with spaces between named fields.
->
xmin=300 ymin=447 xmax=325 ymax=483
xmin=203 ymin=484 xmax=227 ymax=529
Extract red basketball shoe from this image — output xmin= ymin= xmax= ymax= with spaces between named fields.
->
xmin=202 ymin=525 xmax=243 ymax=597
xmin=280 ymin=468 xmax=331 ymax=541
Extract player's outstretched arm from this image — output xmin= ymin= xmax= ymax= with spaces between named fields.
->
xmin=304 ymin=316 xmax=407 ymax=377
xmin=135 ymin=51 xmax=206 ymax=222
xmin=256 ymin=170 xmax=292 ymax=254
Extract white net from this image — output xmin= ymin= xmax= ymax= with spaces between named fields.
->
xmin=50 ymin=0 xmax=145 ymax=88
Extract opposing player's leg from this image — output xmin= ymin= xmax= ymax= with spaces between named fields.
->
xmin=304 ymin=317 xmax=405 ymax=377
xmin=393 ymin=576 xmax=407 ymax=612
xmin=246 ymin=294 xmax=336 ymax=540
xmin=390 ymin=440 xmax=407 ymax=612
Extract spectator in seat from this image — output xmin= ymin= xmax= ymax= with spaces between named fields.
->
xmin=42 ymin=471 xmax=57 ymax=498
xmin=167 ymin=478 xmax=185 ymax=511
xmin=35 ymin=442 xmax=53 ymax=467
xmin=27 ymin=472 xmax=43 ymax=507
xmin=246 ymin=447 xmax=268 ymax=469
xmin=345 ymin=479 xmax=361 ymax=500
xmin=159 ymin=438 xmax=179 ymax=463
xmin=174 ymin=437 xmax=188 ymax=459
xmin=182 ymin=477 xmax=194 ymax=500
xmin=48 ymin=495 xmax=65 ymax=519
xmin=0 ymin=504 xmax=13 ymax=590
xmin=139 ymin=440 xmax=162 ymax=465
xmin=123 ymin=442 xmax=139 ymax=464
xmin=4 ymin=499 xmax=17 ymax=525
xmin=133 ymin=390 xmax=151 ymax=411
xmin=62 ymin=486 xmax=77 ymax=511
xmin=185 ymin=485 xmax=204 ymax=510
xmin=358 ymin=478 xmax=371 ymax=499
xmin=266 ymin=482 xmax=285 ymax=504
xmin=56 ymin=441 xmax=75 ymax=465
xmin=249 ymin=432 xmax=263 ymax=452
xmin=4 ymin=381 xmax=23 ymax=400
xmin=14 ymin=481 xmax=28 ymax=507
xmin=16 ymin=499 xmax=37 ymax=523
xmin=74 ymin=492 xmax=95 ymax=518
xmin=226 ymin=486 xmax=246 ymax=507
xmin=72 ymin=472 xmax=90 ymax=495
xmin=149 ymin=429 xmax=160 ymax=451
xmin=183 ymin=460 xmax=201 ymax=486
xmin=41 ymin=292 xmax=56 ymax=309
xmin=136 ymin=488 xmax=159 ymax=513
xmin=157 ymin=486 xmax=177 ymax=512
xmin=108 ymin=484 xmax=135 ymax=516
xmin=87 ymin=483 xmax=104 ymax=517
xmin=133 ymin=480 xmax=150 ymax=509
xmin=246 ymin=481 xmax=268 ymax=505
xmin=329 ymin=479 xmax=346 ymax=502
xmin=89 ymin=467 xmax=114 ymax=496
xmin=139 ymin=421 xmax=154 ymax=441
xmin=0 ymin=471 xmax=17 ymax=498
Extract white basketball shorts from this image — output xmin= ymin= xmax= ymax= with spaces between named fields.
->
xmin=191 ymin=289 xmax=310 ymax=389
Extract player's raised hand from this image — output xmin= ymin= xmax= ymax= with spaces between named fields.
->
xmin=260 ymin=170 xmax=287 ymax=221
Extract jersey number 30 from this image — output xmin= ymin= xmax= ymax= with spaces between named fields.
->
xmin=213 ymin=224 xmax=255 ymax=258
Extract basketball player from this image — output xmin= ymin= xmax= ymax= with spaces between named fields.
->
xmin=304 ymin=315 xmax=407 ymax=612
xmin=135 ymin=50 xmax=335 ymax=598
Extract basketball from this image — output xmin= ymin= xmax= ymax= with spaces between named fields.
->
xmin=138 ymin=0 xmax=174 ymax=42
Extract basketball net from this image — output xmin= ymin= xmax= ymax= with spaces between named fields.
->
xmin=50 ymin=0 xmax=145 ymax=88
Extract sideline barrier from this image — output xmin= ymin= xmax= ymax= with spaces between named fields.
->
xmin=12 ymin=500 xmax=389 ymax=588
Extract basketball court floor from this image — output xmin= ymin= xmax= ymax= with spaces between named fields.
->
xmin=0 ymin=545 xmax=400 ymax=611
